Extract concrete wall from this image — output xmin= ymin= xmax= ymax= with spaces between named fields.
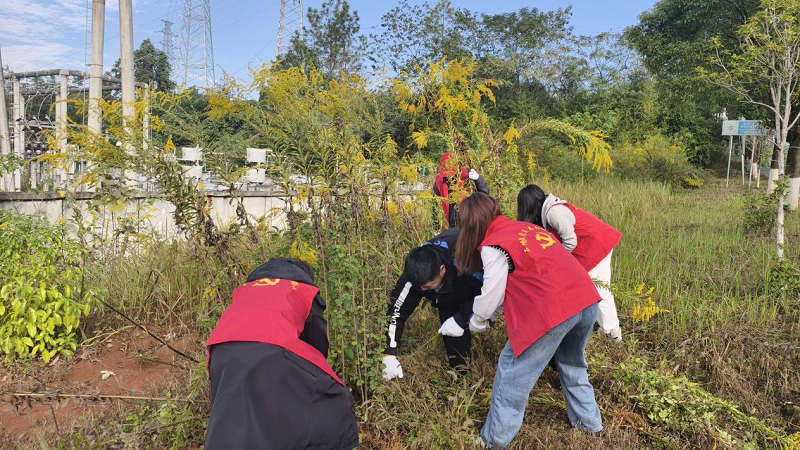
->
xmin=0 ymin=191 xmax=290 ymax=239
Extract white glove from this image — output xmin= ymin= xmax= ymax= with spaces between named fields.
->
xmin=468 ymin=315 xmax=489 ymax=333
xmin=468 ymin=169 xmax=480 ymax=180
xmin=488 ymin=306 xmax=503 ymax=322
xmin=603 ymin=327 xmax=623 ymax=342
xmin=382 ymin=355 xmax=403 ymax=380
xmin=438 ymin=317 xmax=465 ymax=337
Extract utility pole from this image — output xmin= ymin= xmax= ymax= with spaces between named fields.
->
xmin=0 ymin=46 xmax=10 ymax=191
xmin=178 ymin=0 xmax=215 ymax=88
xmin=119 ymin=0 xmax=137 ymax=187
xmin=276 ymin=0 xmax=304 ymax=57
xmin=12 ymin=77 xmax=23 ymax=191
xmin=88 ymin=0 xmax=105 ymax=135
xmin=57 ymin=70 xmax=68 ymax=186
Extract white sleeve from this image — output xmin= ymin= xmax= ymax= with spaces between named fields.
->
xmin=472 ymin=246 xmax=509 ymax=321
xmin=546 ymin=205 xmax=578 ymax=252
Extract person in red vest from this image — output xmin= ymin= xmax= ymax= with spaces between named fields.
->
xmin=443 ymin=193 xmax=602 ymax=448
xmin=517 ymin=184 xmax=623 ymax=341
xmin=205 ymin=258 xmax=358 ymax=450
xmin=433 ymin=152 xmax=489 ymax=228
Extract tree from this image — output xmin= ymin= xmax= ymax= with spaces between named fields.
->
xmin=371 ymin=1 xmax=473 ymax=75
xmin=706 ymin=0 xmax=800 ymax=259
xmin=110 ymin=39 xmax=174 ymax=92
xmin=305 ymin=0 xmax=366 ymax=76
xmin=626 ymin=0 xmax=762 ymax=166
xmin=276 ymin=34 xmax=322 ymax=72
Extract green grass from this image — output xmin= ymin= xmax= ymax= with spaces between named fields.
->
xmin=543 ymin=177 xmax=799 ymax=338
xmin=4 ymin=177 xmax=800 ymax=449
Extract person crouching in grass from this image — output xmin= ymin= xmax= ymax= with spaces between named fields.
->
xmin=205 ymin=258 xmax=358 ymax=449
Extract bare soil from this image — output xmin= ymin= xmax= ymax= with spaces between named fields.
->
xmin=0 ymin=328 xmax=201 ymax=444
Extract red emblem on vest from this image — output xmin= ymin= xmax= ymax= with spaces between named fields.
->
xmin=207 ymin=278 xmax=343 ymax=385
xmin=481 ymin=216 xmax=600 ymax=356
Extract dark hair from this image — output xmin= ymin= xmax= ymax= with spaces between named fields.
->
xmin=403 ymin=246 xmax=442 ymax=286
xmin=517 ymin=184 xmax=546 ymax=226
xmin=454 ymin=193 xmax=501 ymax=275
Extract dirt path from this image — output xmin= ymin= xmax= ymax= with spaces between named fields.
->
xmin=0 ymin=328 xmax=200 ymax=442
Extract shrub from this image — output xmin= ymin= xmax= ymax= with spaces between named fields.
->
xmin=540 ymin=147 xmax=599 ymax=183
xmin=612 ymin=135 xmax=702 ymax=187
xmin=742 ymin=189 xmax=781 ymax=233
xmin=0 ymin=210 xmax=99 ymax=362
xmin=764 ymin=257 xmax=800 ymax=298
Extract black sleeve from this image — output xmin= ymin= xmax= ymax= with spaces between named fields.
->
xmin=473 ymin=175 xmax=490 ymax=195
xmin=384 ymin=273 xmax=424 ymax=356
xmin=451 ymin=276 xmax=482 ymax=329
xmin=299 ymin=294 xmax=329 ymax=358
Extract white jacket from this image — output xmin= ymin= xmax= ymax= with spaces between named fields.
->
xmin=541 ymin=194 xmax=578 ymax=252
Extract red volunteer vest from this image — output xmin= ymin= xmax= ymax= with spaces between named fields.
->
xmin=546 ymin=202 xmax=622 ymax=271
xmin=480 ymin=216 xmax=600 ymax=357
xmin=207 ymin=278 xmax=343 ymax=385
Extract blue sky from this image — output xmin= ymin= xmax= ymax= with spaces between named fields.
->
xmin=1 ymin=0 xmax=657 ymax=83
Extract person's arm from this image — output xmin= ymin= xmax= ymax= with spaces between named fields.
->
xmin=451 ymin=276 xmax=482 ymax=329
xmin=299 ymin=294 xmax=329 ymax=357
xmin=384 ymin=274 xmax=424 ymax=356
xmin=547 ymin=205 xmax=578 ymax=252
xmin=471 ymin=171 xmax=490 ymax=195
xmin=472 ymin=246 xmax=508 ymax=322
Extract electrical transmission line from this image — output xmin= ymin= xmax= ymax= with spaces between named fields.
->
xmin=276 ymin=0 xmax=304 ymax=57
xmin=177 ymin=0 xmax=215 ymax=88
xmin=160 ymin=19 xmax=176 ymax=75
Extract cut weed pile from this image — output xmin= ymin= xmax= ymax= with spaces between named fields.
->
xmin=1 ymin=179 xmax=799 ymax=449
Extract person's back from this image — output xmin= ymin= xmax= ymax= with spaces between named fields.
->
xmin=517 ymin=184 xmax=623 ymax=341
xmin=206 ymin=258 xmax=358 ymax=450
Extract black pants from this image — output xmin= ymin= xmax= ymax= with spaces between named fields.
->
xmin=437 ymin=306 xmax=472 ymax=371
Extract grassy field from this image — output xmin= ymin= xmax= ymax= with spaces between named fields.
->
xmin=365 ymin=178 xmax=800 ymax=449
xmin=2 ymin=177 xmax=799 ymax=449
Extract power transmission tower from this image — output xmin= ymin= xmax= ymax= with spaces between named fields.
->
xmin=177 ymin=0 xmax=215 ymax=88
xmin=276 ymin=0 xmax=304 ymax=57
xmin=160 ymin=19 xmax=176 ymax=73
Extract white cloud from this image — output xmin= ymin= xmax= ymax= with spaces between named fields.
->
xmin=1 ymin=0 xmax=169 ymax=73
xmin=2 ymin=42 xmax=83 ymax=72
xmin=0 ymin=0 xmax=88 ymax=70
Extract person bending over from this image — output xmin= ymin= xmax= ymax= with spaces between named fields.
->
xmin=206 ymin=258 xmax=358 ymax=449
xmin=443 ymin=193 xmax=603 ymax=448
xmin=382 ymin=228 xmax=483 ymax=379
xmin=517 ymin=184 xmax=623 ymax=341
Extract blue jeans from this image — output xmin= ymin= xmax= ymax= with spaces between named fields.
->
xmin=480 ymin=304 xmax=602 ymax=449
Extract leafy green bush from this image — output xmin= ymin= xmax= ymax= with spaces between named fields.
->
xmin=742 ymin=188 xmax=782 ymax=233
xmin=0 ymin=210 xmax=98 ymax=362
xmin=764 ymin=257 xmax=800 ymax=298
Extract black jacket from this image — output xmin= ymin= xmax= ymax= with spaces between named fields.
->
xmin=206 ymin=258 xmax=359 ymax=450
xmin=384 ymin=228 xmax=484 ymax=356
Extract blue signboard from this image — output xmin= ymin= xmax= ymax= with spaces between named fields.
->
xmin=722 ymin=120 xmax=767 ymax=136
